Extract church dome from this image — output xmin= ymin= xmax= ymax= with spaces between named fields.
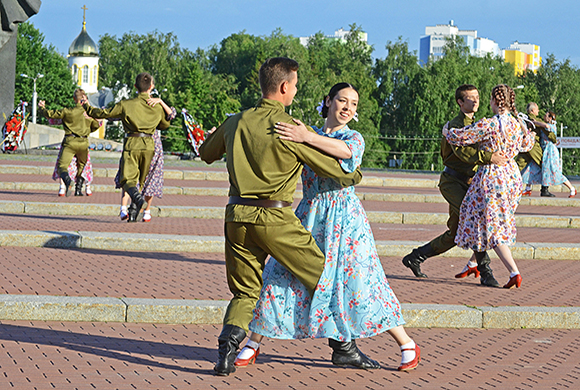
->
xmin=68 ymin=24 xmax=98 ymax=57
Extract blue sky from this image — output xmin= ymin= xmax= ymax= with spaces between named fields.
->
xmin=29 ymin=0 xmax=580 ymax=67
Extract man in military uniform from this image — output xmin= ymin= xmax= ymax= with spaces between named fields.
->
xmin=83 ymin=72 xmax=170 ymax=219
xmin=517 ymin=102 xmax=557 ymax=197
xmin=200 ymin=57 xmax=365 ymax=376
xmin=402 ymin=84 xmax=506 ymax=287
xmin=38 ymin=89 xmax=100 ymax=196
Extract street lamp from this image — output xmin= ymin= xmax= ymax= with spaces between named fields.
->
xmin=20 ymin=73 xmax=44 ymax=123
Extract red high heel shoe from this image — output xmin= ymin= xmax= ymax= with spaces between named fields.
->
xmin=234 ymin=346 xmax=260 ymax=367
xmin=455 ymin=265 xmax=480 ymax=279
xmin=522 ymin=190 xmax=532 ymax=197
xmin=503 ymin=274 xmax=522 ymax=289
xmin=398 ymin=344 xmax=421 ymax=371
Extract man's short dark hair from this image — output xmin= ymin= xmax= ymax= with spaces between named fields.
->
xmin=455 ymin=84 xmax=478 ymax=103
xmin=259 ymin=57 xmax=299 ymax=96
xmin=135 ymin=72 xmax=154 ymax=93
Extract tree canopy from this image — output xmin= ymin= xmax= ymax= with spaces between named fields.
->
xmin=15 ymin=22 xmax=580 ymax=175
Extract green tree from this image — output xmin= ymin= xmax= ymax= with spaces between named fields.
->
xmin=15 ymin=22 xmax=77 ymax=117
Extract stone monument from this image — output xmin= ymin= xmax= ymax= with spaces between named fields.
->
xmin=0 ymin=0 xmax=41 ymax=128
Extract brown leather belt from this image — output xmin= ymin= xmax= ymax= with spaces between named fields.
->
xmin=228 ymin=196 xmax=292 ymax=208
xmin=127 ymin=133 xmax=152 ymax=137
xmin=444 ymin=166 xmax=473 ymax=185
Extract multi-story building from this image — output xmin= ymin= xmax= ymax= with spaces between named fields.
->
xmin=67 ymin=9 xmax=99 ymax=94
xmin=299 ymin=27 xmax=368 ymax=47
xmin=419 ymin=21 xmax=501 ymax=65
xmin=503 ymin=42 xmax=541 ymax=75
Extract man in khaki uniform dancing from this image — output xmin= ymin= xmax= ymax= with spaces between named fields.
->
xmin=402 ymin=84 xmax=506 ymax=287
xmin=200 ymin=57 xmax=364 ymax=376
xmin=38 ymin=89 xmax=100 ymax=196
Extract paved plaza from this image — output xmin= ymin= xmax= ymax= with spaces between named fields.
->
xmin=1 ymin=154 xmax=579 ymax=389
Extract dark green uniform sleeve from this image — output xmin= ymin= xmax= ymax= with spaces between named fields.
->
xmin=38 ymin=107 xmax=65 ymax=119
xmin=83 ymin=102 xmax=124 ymax=119
xmin=284 ymin=139 xmax=362 ymax=187
xmin=199 ymin=125 xmax=225 ymax=164
xmin=451 ymin=144 xmax=493 ymax=165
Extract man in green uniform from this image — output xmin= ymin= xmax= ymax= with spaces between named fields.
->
xmin=200 ymin=57 xmax=366 ymax=376
xmin=83 ymin=72 xmax=170 ymax=218
xmin=517 ymin=102 xmax=557 ymax=197
xmin=38 ymin=89 xmax=100 ymax=196
xmin=402 ymin=84 xmax=506 ymax=287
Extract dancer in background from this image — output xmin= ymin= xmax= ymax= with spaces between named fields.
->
xmin=52 ymin=153 xmax=93 ymax=196
xmin=116 ymin=97 xmax=175 ymax=222
xmin=521 ymin=111 xmax=577 ymax=198
xmin=39 ymin=89 xmax=100 ymax=196
xmin=443 ymin=84 xmax=535 ymax=289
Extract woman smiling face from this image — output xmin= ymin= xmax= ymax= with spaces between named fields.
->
xmin=325 ymin=87 xmax=359 ymax=129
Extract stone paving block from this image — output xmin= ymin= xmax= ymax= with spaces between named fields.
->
xmin=157 ymin=205 xmax=223 ymax=219
xmin=0 ymin=295 xmax=125 ymax=322
xmin=366 ymin=211 xmax=403 ymax=224
xmin=529 ymin=242 xmax=580 ymax=260
xmin=164 ymin=169 xmax=183 ymax=180
xmin=123 ymin=298 xmax=227 ymax=324
xmin=0 ymin=200 xmax=24 ymax=213
xmin=529 ymin=197 xmax=578 ymax=207
xmin=78 ymin=231 xmax=224 ymax=252
xmin=92 ymin=167 xmax=108 ymax=178
xmin=383 ymin=177 xmax=438 ymax=188
xmin=0 ymin=230 xmax=80 ymax=248
xmin=15 ymin=182 xmax=59 ymax=191
xmin=481 ymin=306 xmax=580 ymax=329
xmin=516 ymin=215 xmax=571 ymax=228
xmin=38 ymin=166 xmax=54 ymax=175
xmin=24 ymin=202 xmax=118 ymax=216
xmin=0 ymin=182 xmax=16 ymax=190
xmin=359 ymin=176 xmax=383 ymax=187
xmin=401 ymin=303 xmax=482 ymax=328
xmin=403 ymin=212 xmax=447 ymax=225
xmin=0 ymin=164 xmax=38 ymax=175
xmin=162 ymin=186 xmax=183 ymax=195
xmin=183 ymin=170 xmax=206 ymax=180
xmin=106 ymin=167 xmax=119 ymax=177
xmin=182 ymin=187 xmax=228 ymax=196
xmin=205 ymin=171 xmax=229 ymax=181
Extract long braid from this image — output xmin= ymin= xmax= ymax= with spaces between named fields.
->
xmin=491 ymin=84 xmax=517 ymax=115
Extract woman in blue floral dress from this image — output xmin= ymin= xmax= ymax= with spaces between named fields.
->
xmin=234 ymin=83 xmax=420 ymax=372
xmin=521 ymin=111 xmax=576 ymax=198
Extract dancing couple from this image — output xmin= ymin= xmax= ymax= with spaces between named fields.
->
xmin=200 ymin=57 xmax=420 ymax=376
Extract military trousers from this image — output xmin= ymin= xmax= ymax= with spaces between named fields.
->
xmin=120 ymin=137 xmax=154 ymax=191
xmin=429 ymin=172 xmax=470 ymax=255
xmin=222 ymin=218 xmax=326 ymax=331
xmin=58 ymin=137 xmax=89 ymax=179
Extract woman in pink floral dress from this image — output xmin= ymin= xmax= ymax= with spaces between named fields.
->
xmin=443 ymin=84 xmax=535 ymax=289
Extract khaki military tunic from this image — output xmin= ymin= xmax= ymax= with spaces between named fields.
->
xmin=39 ymin=104 xmax=100 ymax=178
xmin=84 ymin=93 xmax=170 ymax=190
xmin=429 ymin=112 xmax=493 ymax=254
xmin=199 ymin=98 xmax=363 ymax=331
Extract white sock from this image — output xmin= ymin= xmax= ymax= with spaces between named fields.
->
xmin=238 ymin=339 xmax=260 ymax=360
xmin=510 ymin=271 xmax=520 ymax=278
xmin=120 ymin=206 xmax=128 ymax=212
xmin=525 ymin=184 xmax=532 ymax=191
xmin=400 ymin=340 xmax=416 ymax=364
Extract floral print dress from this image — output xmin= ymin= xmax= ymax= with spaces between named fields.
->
xmin=249 ymin=125 xmax=405 ymax=341
xmin=445 ymin=113 xmax=535 ymax=251
xmin=521 ymin=123 xmax=569 ymax=186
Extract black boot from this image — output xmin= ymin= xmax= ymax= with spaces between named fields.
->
xmin=328 ymin=338 xmax=380 ymax=369
xmin=214 ymin=325 xmax=246 ymax=376
xmin=475 ymin=252 xmax=500 ymax=287
xmin=59 ymin=172 xmax=72 ymax=197
xmin=74 ymin=177 xmax=85 ymax=196
xmin=127 ymin=202 xmax=138 ymax=223
xmin=402 ymin=243 xmax=435 ymax=278
xmin=126 ymin=187 xmax=145 ymax=222
xmin=540 ymin=186 xmax=555 ymax=197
